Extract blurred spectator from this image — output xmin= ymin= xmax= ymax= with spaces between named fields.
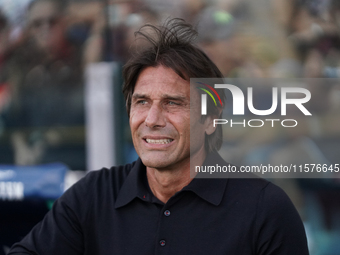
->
xmin=0 ymin=9 xmax=9 ymax=70
xmin=66 ymin=1 xmax=106 ymax=63
xmin=0 ymin=9 xmax=12 ymax=162
xmin=110 ymin=1 xmax=160 ymax=63
xmin=195 ymin=6 xmax=246 ymax=77
xmin=2 ymin=0 xmax=89 ymax=168
xmin=178 ymin=0 xmax=206 ymax=24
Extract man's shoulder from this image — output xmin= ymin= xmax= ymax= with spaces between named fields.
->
xmin=83 ymin=160 xmax=137 ymax=186
xmin=65 ymin=160 xmax=139 ymax=199
xmin=89 ymin=161 xmax=137 ymax=178
xmin=228 ymin=174 xmax=270 ymax=189
xmin=225 ymin=173 xmax=270 ymax=199
xmin=225 ymin=174 xmax=294 ymax=214
xmin=209 ymin=152 xmax=290 ymax=201
xmin=214 ymin=153 xmax=285 ymax=190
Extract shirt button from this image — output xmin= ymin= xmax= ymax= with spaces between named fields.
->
xmin=159 ymin=240 xmax=166 ymax=246
xmin=164 ymin=210 xmax=171 ymax=216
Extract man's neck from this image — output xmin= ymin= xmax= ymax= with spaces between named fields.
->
xmin=146 ymin=149 xmax=206 ymax=204
xmin=146 ymin=165 xmax=191 ymax=204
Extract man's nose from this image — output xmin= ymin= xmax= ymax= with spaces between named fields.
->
xmin=145 ymin=104 xmax=166 ymax=128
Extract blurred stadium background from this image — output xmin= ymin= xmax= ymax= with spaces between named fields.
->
xmin=0 ymin=0 xmax=340 ymax=254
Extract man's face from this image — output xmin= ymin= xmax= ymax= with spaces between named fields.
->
xmin=130 ymin=65 xmax=212 ymax=170
xmin=28 ymin=1 xmax=63 ymax=52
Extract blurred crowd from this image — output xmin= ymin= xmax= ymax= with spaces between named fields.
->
xmin=0 ymin=0 xmax=340 ymax=253
xmin=0 ymin=0 xmax=104 ymax=168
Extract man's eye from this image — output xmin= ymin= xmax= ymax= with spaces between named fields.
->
xmin=168 ymin=101 xmax=178 ymax=105
xmin=136 ymin=100 xmax=147 ymax=105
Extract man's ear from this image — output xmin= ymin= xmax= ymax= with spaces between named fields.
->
xmin=204 ymin=108 xmax=223 ymax=135
xmin=205 ymin=116 xmax=216 ymax=135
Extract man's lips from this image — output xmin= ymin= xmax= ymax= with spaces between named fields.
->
xmin=142 ymin=137 xmax=174 ymax=145
xmin=145 ymin=138 xmax=173 ymax=144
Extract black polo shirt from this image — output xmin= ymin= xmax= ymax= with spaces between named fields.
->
xmin=9 ymin=152 xmax=309 ymax=255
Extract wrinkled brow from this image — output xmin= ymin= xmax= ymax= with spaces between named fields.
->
xmin=132 ymin=93 xmax=189 ymax=101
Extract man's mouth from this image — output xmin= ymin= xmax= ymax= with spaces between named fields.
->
xmin=145 ymin=138 xmax=174 ymax=144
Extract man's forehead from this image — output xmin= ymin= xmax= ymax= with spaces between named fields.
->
xmin=132 ymin=82 xmax=197 ymax=100
xmin=133 ymin=66 xmax=191 ymax=94
xmin=138 ymin=65 xmax=187 ymax=80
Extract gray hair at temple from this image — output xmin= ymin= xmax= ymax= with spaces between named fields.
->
xmin=122 ymin=18 xmax=226 ymax=153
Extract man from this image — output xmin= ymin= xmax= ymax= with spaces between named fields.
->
xmin=9 ymin=19 xmax=309 ymax=254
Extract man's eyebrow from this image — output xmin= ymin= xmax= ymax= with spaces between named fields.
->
xmin=132 ymin=93 xmax=149 ymax=100
xmin=132 ymin=93 xmax=188 ymax=101
xmin=162 ymin=94 xmax=188 ymax=101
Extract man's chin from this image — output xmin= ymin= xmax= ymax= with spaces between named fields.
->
xmin=142 ymin=161 xmax=168 ymax=170
xmin=140 ymin=157 xmax=174 ymax=170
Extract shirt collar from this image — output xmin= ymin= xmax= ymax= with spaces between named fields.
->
xmin=182 ymin=152 xmax=229 ymax=206
xmin=115 ymin=158 xmax=151 ymax=209
xmin=115 ymin=152 xmax=229 ymax=208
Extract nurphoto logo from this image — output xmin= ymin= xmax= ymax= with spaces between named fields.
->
xmin=199 ymin=83 xmax=312 ymax=128
xmin=196 ymin=82 xmax=223 ymax=115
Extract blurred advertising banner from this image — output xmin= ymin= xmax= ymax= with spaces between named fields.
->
xmin=0 ymin=163 xmax=67 ymax=201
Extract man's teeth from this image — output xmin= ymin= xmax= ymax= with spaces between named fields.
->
xmin=146 ymin=139 xmax=173 ymax=144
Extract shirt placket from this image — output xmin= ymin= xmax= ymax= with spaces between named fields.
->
xmin=154 ymin=194 xmax=182 ymax=255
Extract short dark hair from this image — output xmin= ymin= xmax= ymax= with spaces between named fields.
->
xmin=122 ymin=18 xmax=225 ymax=153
